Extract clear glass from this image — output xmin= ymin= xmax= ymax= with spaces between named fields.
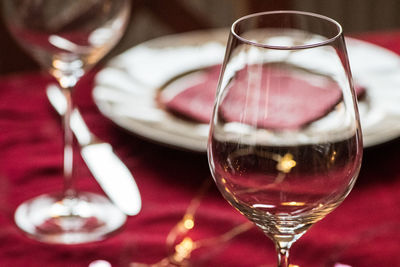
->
xmin=2 ymin=0 xmax=131 ymax=244
xmin=207 ymin=11 xmax=363 ymax=266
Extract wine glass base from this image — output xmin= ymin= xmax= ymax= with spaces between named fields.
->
xmin=14 ymin=192 xmax=126 ymax=244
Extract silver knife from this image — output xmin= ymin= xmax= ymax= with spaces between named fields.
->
xmin=46 ymin=84 xmax=141 ymax=216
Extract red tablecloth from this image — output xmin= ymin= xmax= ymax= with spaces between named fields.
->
xmin=0 ymin=32 xmax=400 ymax=267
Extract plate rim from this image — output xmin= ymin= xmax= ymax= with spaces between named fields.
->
xmin=93 ymin=29 xmax=400 ymax=152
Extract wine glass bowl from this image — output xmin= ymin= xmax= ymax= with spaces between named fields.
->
xmin=2 ymin=0 xmax=131 ymax=244
xmin=3 ymin=0 xmax=129 ymax=85
xmin=207 ymin=11 xmax=363 ymax=266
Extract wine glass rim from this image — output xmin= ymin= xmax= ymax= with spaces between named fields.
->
xmin=231 ymin=10 xmax=343 ymax=50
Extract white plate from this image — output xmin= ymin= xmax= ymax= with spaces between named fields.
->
xmin=93 ymin=29 xmax=400 ymax=152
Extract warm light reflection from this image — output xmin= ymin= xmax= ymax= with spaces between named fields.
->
xmin=330 ymin=151 xmax=337 ymax=162
xmin=173 ymin=237 xmax=194 ymax=263
xmin=183 ymin=215 xmax=194 ymax=230
xmin=224 ymin=186 xmax=232 ymax=194
xmin=282 ymin=201 xmax=306 ymax=207
xmin=276 ymin=153 xmax=296 ymax=173
xmin=52 ymin=59 xmax=64 ymax=69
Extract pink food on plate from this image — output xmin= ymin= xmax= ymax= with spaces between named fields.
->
xmin=161 ymin=64 xmax=365 ymax=129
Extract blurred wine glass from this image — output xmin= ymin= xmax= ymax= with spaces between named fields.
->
xmin=2 ymin=0 xmax=131 ymax=244
xmin=207 ymin=11 xmax=363 ymax=266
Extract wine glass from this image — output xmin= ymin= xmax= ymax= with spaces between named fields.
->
xmin=2 ymin=0 xmax=131 ymax=244
xmin=207 ymin=11 xmax=363 ymax=266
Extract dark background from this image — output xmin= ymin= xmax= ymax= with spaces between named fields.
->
xmin=1 ymin=0 xmax=400 ymax=75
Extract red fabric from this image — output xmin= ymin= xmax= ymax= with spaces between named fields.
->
xmin=0 ymin=32 xmax=399 ymax=267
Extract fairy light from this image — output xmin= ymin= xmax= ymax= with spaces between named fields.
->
xmin=183 ymin=214 xmax=194 ymax=230
xmin=131 ymin=180 xmax=255 ymax=266
xmin=173 ymin=237 xmax=194 ymax=263
xmin=276 ymin=153 xmax=297 ymax=173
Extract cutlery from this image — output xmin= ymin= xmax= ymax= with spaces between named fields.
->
xmin=46 ymin=84 xmax=142 ymax=216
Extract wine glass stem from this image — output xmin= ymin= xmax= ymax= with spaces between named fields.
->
xmin=276 ymin=246 xmax=289 ymax=267
xmin=274 ymin=238 xmax=294 ymax=267
xmin=61 ymin=86 xmax=76 ymax=198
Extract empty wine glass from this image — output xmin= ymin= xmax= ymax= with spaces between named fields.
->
xmin=2 ymin=0 xmax=131 ymax=244
xmin=207 ymin=11 xmax=363 ymax=266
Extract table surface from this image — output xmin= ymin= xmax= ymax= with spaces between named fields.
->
xmin=0 ymin=31 xmax=399 ymax=267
